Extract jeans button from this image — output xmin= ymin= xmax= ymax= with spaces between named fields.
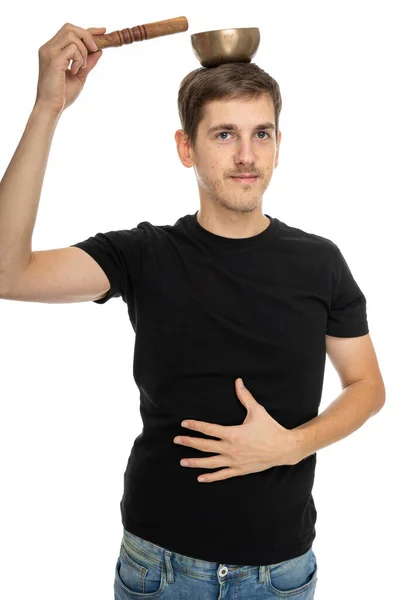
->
xmin=219 ymin=566 xmax=228 ymax=577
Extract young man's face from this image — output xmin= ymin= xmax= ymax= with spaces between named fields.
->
xmin=177 ymin=94 xmax=281 ymax=215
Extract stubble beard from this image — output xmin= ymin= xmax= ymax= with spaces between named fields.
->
xmin=202 ymin=173 xmax=268 ymax=214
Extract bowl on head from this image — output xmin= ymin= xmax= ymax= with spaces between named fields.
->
xmin=191 ymin=27 xmax=260 ymax=68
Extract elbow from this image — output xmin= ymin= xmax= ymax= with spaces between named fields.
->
xmin=372 ymin=380 xmax=386 ymax=414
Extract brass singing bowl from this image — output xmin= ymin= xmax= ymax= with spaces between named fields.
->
xmin=191 ymin=27 xmax=260 ymax=68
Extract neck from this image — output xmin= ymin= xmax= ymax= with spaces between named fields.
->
xmin=196 ymin=208 xmax=270 ymax=239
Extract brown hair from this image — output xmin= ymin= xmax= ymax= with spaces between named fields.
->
xmin=177 ymin=62 xmax=282 ymax=150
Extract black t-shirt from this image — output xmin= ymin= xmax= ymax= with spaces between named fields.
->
xmin=70 ymin=211 xmax=368 ymax=565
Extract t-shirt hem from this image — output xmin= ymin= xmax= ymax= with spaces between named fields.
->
xmin=326 ymin=325 xmax=369 ymax=337
xmin=121 ymin=516 xmax=316 ymax=566
xmin=69 ymin=242 xmax=120 ymax=303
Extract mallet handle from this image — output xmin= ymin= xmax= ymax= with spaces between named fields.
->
xmin=91 ymin=16 xmax=188 ymax=51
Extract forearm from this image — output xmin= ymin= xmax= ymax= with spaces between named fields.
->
xmin=289 ymin=380 xmax=385 ymax=465
xmin=0 ymin=102 xmax=60 ymax=281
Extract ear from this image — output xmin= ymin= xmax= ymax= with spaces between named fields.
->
xmin=175 ymin=130 xmax=195 ymax=168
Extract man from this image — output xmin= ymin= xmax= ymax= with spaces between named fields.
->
xmin=0 ymin=23 xmax=385 ymax=599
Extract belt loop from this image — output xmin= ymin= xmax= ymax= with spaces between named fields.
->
xmin=258 ymin=564 xmax=266 ymax=584
xmin=164 ymin=550 xmax=175 ymax=583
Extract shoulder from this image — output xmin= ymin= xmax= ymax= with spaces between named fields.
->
xmin=135 ymin=214 xmax=194 ymax=244
xmin=276 ymin=217 xmax=339 ymax=262
xmin=135 ymin=219 xmax=179 ymax=243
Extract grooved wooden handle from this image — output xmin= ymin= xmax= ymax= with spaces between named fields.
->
xmin=91 ymin=16 xmax=188 ymax=51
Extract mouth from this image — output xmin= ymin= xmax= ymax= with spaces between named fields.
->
xmin=231 ymin=176 xmax=258 ymax=183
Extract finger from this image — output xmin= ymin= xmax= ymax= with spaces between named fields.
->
xmin=176 ymin=436 xmax=222 ymax=453
xmin=54 ymin=33 xmax=90 ymax=74
xmin=76 ymin=49 xmax=103 ymax=77
xmin=185 ymin=419 xmax=232 ymax=441
xmin=87 ymin=27 xmax=107 ymax=49
xmin=68 ymin=23 xmax=103 ymax=51
xmin=68 ymin=30 xmax=102 ymax=72
xmin=56 ymin=24 xmax=99 ymax=56
xmin=198 ymin=468 xmax=238 ymax=483
xmin=180 ymin=455 xmax=227 ymax=469
xmin=60 ymin=43 xmax=84 ymax=75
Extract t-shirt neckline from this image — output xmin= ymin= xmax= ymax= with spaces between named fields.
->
xmin=186 ymin=210 xmax=280 ymax=248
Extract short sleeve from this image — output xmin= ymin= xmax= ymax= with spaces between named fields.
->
xmin=69 ymin=226 xmax=147 ymax=304
xmin=326 ymin=244 xmax=369 ymax=337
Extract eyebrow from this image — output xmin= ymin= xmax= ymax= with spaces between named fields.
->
xmin=207 ymin=122 xmax=276 ymax=135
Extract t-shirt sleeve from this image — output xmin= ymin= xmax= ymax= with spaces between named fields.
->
xmin=69 ymin=226 xmax=147 ymax=304
xmin=326 ymin=244 xmax=369 ymax=337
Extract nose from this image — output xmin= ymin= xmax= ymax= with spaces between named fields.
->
xmin=234 ymin=139 xmax=257 ymax=166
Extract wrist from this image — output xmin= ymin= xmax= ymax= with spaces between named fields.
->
xmin=31 ymin=101 xmax=62 ymax=123
xmin=287 ymin=428 xmax=304 ymax=465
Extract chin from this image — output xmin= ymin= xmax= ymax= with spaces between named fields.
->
xmin=221 ymin=197 xmax=261 ymax=213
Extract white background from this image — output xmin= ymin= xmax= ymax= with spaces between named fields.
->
xmin=0 ymin=1 xmax=398 ymax=598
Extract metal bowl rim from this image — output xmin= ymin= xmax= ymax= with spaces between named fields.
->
xmin=191 ymin=27 xmax=259 ymax=40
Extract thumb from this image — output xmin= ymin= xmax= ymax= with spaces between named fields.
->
xmin=80 ymin=49 xmax=103 ymax=77
xmin=236 ymin=378 xmax=254 ymax=416
xmin=236 ymin=378 xmax=258 ymax=404
xmin=236 ymin=378 xmax=249 ymax=398
xmin=236 ymin=378 xmax=245 ymax=390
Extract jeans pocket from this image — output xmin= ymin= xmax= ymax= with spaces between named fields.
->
xmin=266 ymin=547 xmax=318 ymax=597
xmin=114 ymin=531 xmax=167 ymax=599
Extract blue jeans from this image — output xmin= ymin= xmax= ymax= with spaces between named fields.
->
xmin=114 ymin=527 xmax=318 ymax=599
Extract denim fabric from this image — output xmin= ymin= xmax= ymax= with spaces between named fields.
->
xmin=114 ymin=527 xmax=318 ymax=599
